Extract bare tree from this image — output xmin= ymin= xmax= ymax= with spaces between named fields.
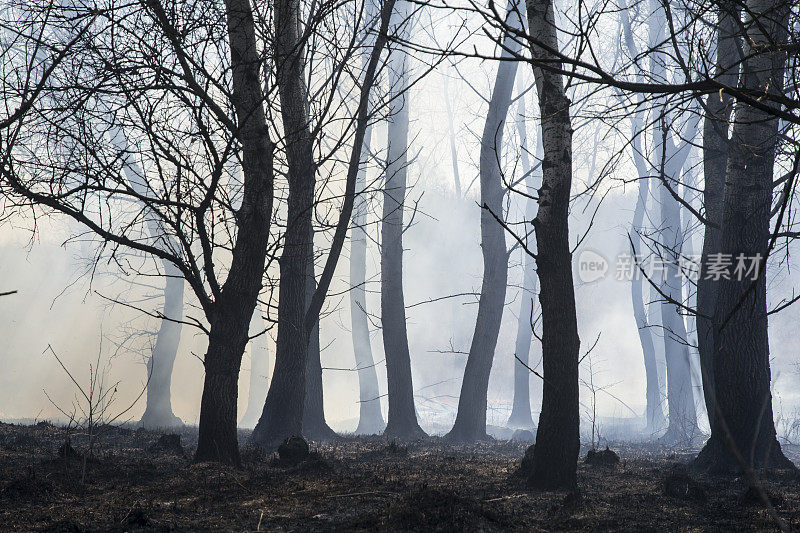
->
xmin=251 ymin=0 xmax=398 ymax=447
xmin=447 ymin=0 xmax=523 ymax=442
xmin=507 ymin=77 xmax=539 ymax=430
xmin=252 ymin=0 xmax=324 ymax=447
xmin=696 ymin=0 xmax=795 ymax=471
xmin=381 ymin=0 xmax=426 ymax=440
xmin=348 ymin=0 xmax=386 ymax=436
xmin=2 ymin=0 xmax=275 ymax=465
xmin=696 ymin=1 xmax=740 ymax=432
xmin=619 ymin=1 xmax=665 ymax=434
xmin=524 ymin=0 xmax=581 ymax=490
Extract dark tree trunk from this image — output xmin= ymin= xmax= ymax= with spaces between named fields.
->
xmin=194 ymin=0 xmax=274 ymax=465
xmin=252 ymin=0 xmax=316 ymax=449
xmin=696 ymin=2 xmax=739 ymax=432
xmin=196 ymin=311 xmax=250 ymax=465
xmin=381 ymin=1 xmax=426 ymax=440
xmin=507 ymin=85 xmax=538 ymax=430
xmin=140 ymin=260 xmax=185 ymax=429
xmin=239 ymin=305 xmax=270 ymax=429
xmin=303 ymin=235 xmax=337 ymax=441
xmin=351 ymin=118 xmax=386 ymax=435
xmin=446 ymin=0 xmax=521 ymax=443
xmin=525 ymin=0 xmax=581 ymax=490
xmin=696 ymin=0 xmax=793 ymax=472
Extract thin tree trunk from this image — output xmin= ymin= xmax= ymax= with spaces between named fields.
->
xmin=507 ymin=82 xmax=538 ymax=430
xmin=696 ymin=0 xmax=793 ymax=472
xmin=194 ymin=0 xmax=274 ymax=465
xmin=446 ymin=0 xmax=521 ymax=443
xmin=648 ymin=2 xmax=698 ymax=442
xmin=252 ymin=0 xmax=316 ymax=449
xmin=351 ymin=118 xmax=386 ymax=434
xmin=697 ymin=2 xmax=739 ymax=433
xmin=619 ymin=4 xmax=666 ymax=433
xmin=525 ymin=0 xmax=581 ymax=490
xmin=442 ymin=69 xmax=462 ymax=197
xmin=105 ymin=121 xmax=186 ymax=430
xmin=239 ymin=305 xmax=270 ymax=429
xmin=630 ymin=178 xmax=665 ymax=433
xmin=140 ymin=260 xmax=185 ymax=428
xmin=381 ymin=0 xmax=426 ymax=440
xmin=657 ymin=161 xmax=699 ymax=442
xmin=350 ymin=0 xmax=386 ymax=435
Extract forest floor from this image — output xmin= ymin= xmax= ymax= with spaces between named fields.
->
xmin=0 ymin=421 xmax=799 ymax=531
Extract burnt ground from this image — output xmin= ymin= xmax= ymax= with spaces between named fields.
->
xmin=0 ymin=422 xmax=799 ymax=531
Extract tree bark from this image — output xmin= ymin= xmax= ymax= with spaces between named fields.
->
xmin=525 ymin=0 xmax=581 ymax=490
xmin=446 ymin=0 xmax=521 ymax=443
xmin=196 ymin=312 xmax=250 ymax=465
xmin=381 ymin=0 xmax=426 ymax=440
xmin=696 ymin=0 xmax=793 ymax=472
xmin=696 ymin=2 xmax=739 ymax=433
xmin=252 ymin=0 xmax=316 ymax=449
xmin=194 ymin=0 xmax=274 ymax=464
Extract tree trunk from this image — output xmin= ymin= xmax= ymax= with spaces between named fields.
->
xmin=525 ymin=0 xmax=581 ymax=490
xmin=349 ymin=0 xmax=387 ymax=434
xmin=696 ymin=0 xmax=793 ymax=472
xmin=252 ymin=0 xmax=316 ymax=449
xmin=194 ymin=0 xmax=274 ymax=465
xmin=647 ymin=2 xmax=698 ymax=443
xmin=105 ymin=121 xmax=185 ymax=431
xmin=442 ymin=68 xmax=462 ymax=197
xmin=630 ymin=178 xmax=665 ymax=433
xmin=446 ymin=0 xmax=521 ymax=443
xmin=351 ymin=118 xmax=386 ymax=435
xmin=696 ymin=2 xmax=739 ymax=433
xmin=239 ymin=305 xmax=270 ymax=429
xmin=619 ymin=4 xmax=666 ymax=433
xmin=507 ymin=83 xmax=538 ymax=430
xmin=303 ymin=234 xmax=338 ymax=440
xmin=657 ymin=167 xmax=699 ymax=442
xmin=381 ymin=0 xmax=426 ymax=440
xmin=196 ymin=310 xmax=250 ymax=465
xmin=140 ymin=260 xmax=185 ymax=429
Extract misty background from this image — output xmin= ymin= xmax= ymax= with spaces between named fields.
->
xmin=2 ymin=31 xmax=799 ymax=441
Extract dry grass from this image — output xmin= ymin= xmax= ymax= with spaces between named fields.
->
xmin=0 ymin=422 xmax=798 ymax=531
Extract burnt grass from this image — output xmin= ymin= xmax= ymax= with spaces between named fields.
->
xmin=1 ymin=422 xmax=799 ymax=531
